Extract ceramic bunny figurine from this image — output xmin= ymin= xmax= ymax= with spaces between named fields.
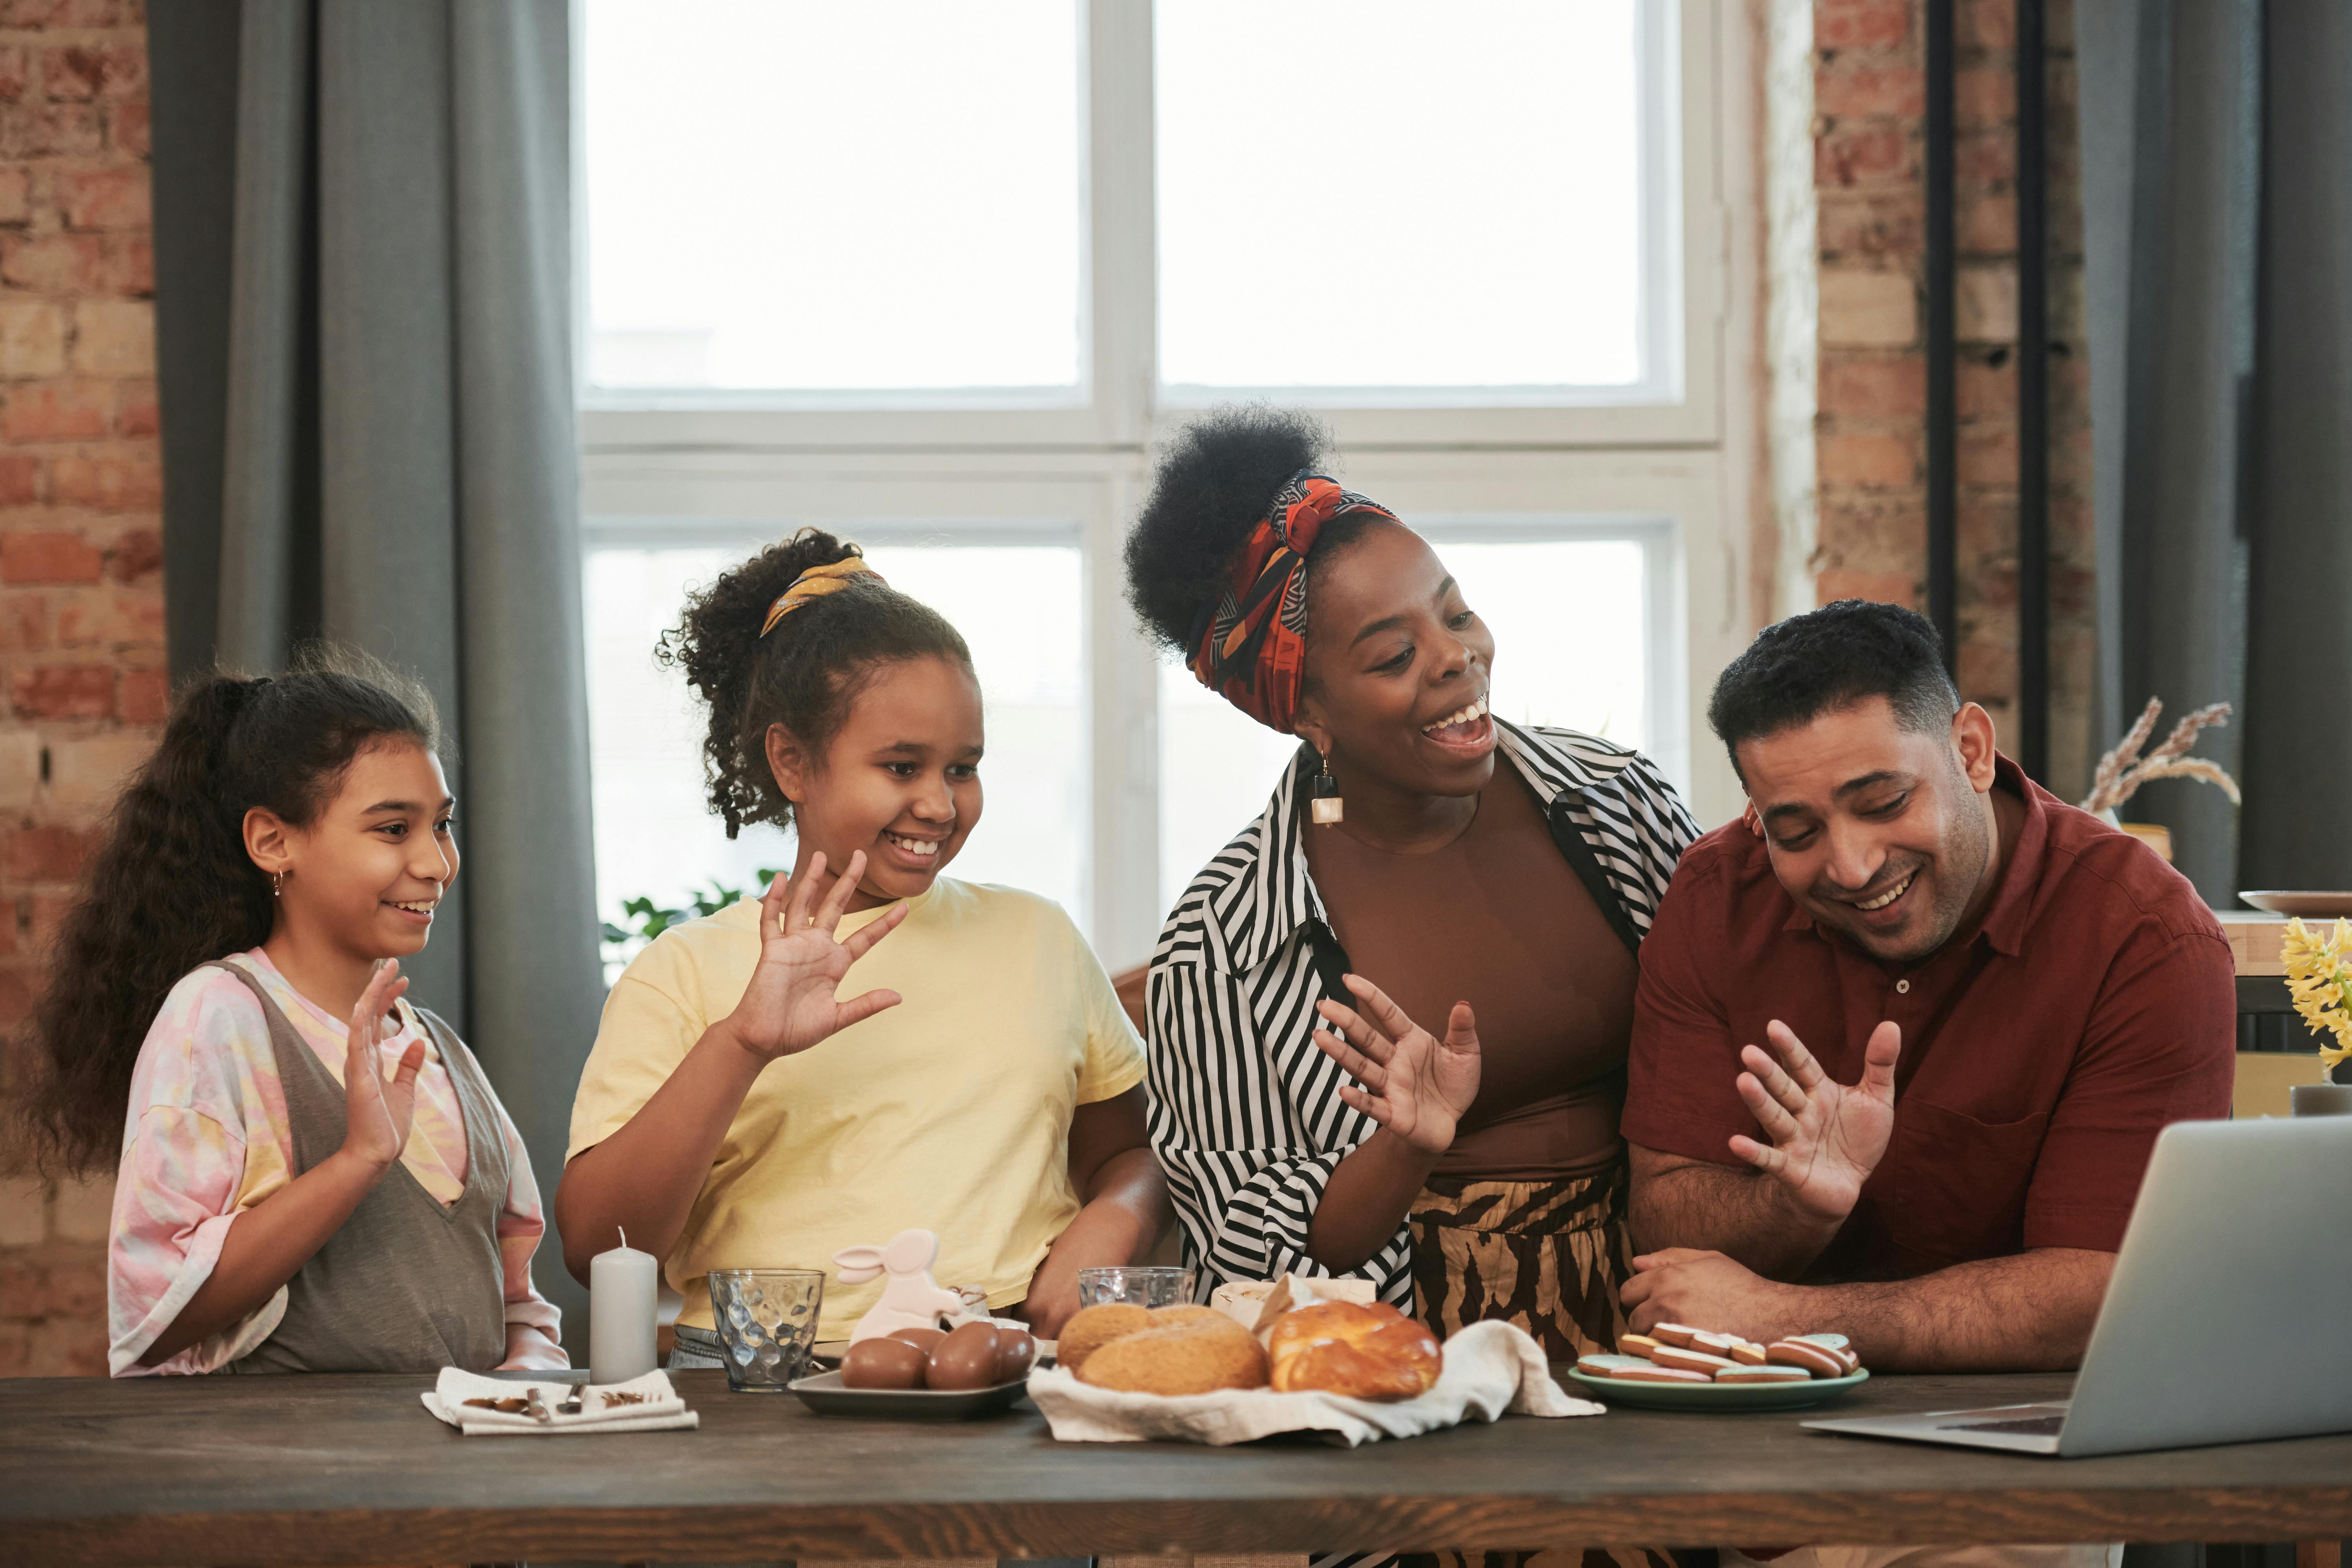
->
xmin=833 ymin=1228 xmax=969 ymax=1345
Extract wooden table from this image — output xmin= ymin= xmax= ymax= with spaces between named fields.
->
xmin=2214 ymin=909 xmax=2298 ymax=978
xmin=5 ymin=1370 xmax=2349 ymax=1567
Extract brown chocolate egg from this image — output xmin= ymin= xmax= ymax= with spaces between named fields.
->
xmin=926 ymin=1321 xmax=1004 ymax=1390
xmin=993 ymin=1328 xmax=1037 ymax=1381
xmin=842 ymin=1336 xmax=928 ymax=1390
xmin=886 ymin=1326 xmax=947 ymax=1357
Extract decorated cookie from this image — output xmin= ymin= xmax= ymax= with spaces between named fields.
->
xmin=1650 ymin=1344 xmax=1739 ymax=1374
xmin=1764 ymin=1338 xmax=1847 ymax=1377
xmin=1715 ymin=1364 xmax=1811 ymax=1384
xmin=1618 ymin=1334 xmax=1662 ymax=1357
xmin=1575 ymin=1352 xmax=1654 ymax=1376
xmin=1649 ymin=1323 xmax=1702 ymax=1348
xmin=1729 ymin=1339 xmax=1770 ymax=1365
xmin=1607 ymin=1363 xmax=1713 ymax=1383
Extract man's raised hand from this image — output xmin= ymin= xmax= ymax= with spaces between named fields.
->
xmin=1310 ymin=975 xmax=1481 ymax=1157
xmin=723 ymin=851 xmax=907 ymax=1063
xmin=1727 ymin=1018 xmax=1901 ymax=1225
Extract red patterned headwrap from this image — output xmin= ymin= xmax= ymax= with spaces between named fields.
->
xmin=1187 ymin=470 xmax=1399 ymax=734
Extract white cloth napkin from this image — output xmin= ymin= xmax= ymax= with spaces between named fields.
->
xmin=419 ymin=1367 xmax=699 ymax=1437
xmin=1025 ymin=1318 xmax=1602 ymax=1446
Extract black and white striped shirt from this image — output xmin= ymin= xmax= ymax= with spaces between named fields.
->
xmin=1144 ymin=720 xmax=1701 ymax=1307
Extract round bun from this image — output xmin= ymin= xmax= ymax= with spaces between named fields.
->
xmin=1124 ymin=407 xmax=1330 ymax=655
xmin=1266 ymin=1301 xmax=1442 ymax=1401
xmin=1143 ymin=1304 xmax=1224 ymax=1330
xmin=1056 ymin=1304 xmax=1154 ymax=1374
xmin=1076 ymin=1314 xmax=1269 ymax=1396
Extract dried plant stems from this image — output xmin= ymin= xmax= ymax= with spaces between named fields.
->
xmin=2079 ymin=697 xmax=2240 ymax=816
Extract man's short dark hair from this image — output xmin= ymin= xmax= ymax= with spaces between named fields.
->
xmin=1707 ymin=599 xmax=1960 ymax=775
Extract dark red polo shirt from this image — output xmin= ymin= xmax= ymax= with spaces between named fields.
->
xmin=1622 ymin=756 xmax=2235 ymax=1281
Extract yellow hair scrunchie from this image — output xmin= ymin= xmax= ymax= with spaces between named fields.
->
xmin=759 ymin=556 xmax=882 ymax=637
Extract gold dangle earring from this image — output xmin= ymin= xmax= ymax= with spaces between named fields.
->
xmin=1310 ymin=751 xmax=1344 ymax=826
xmin=271 ymin=870 xmax=286 ymax=898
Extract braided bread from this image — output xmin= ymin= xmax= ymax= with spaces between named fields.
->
xmin=1265 ymin=1300 xmax=1442 ymax=1400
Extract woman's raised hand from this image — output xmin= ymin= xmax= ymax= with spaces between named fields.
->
xmin=723 ymin=851 xmax=907 ymax=1064
xmin=340 ymin=959 xmax=424 ymax=1176
xmin=1310 ymin=975 xmax=1481 ymax=1157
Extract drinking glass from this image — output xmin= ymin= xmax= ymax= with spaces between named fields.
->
xmin=706 ymin=1269 xmax=824 ymax=1392
xmin=1076 ymin=1265 xmax=1196 ymax=1309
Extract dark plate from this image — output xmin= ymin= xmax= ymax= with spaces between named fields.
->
xmin=787 ymin=1369 xmax=1032 ymax=1420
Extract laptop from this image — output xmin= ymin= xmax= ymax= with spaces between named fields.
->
xmin=1803 ymin=1112 xmax=2352 ymax=1457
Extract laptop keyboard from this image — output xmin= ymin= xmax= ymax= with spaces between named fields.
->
xmin=1937 ymin=1415 xmax=2067 ymax=1436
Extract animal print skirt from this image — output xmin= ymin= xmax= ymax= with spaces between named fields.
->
xmin=1408 ymin=1166 xmax=1637 ymax=1363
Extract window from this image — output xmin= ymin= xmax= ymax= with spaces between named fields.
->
xmin=1154 ymin=0 xmax=1662 ymax=399
xmin=582 ymin=0 xmax=1083 ymax=395
xmin=579 ymin=1 xmax=1742 ymax=972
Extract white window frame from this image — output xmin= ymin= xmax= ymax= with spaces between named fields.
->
xmin=575 ymin=0 xmax=1752 ymax=969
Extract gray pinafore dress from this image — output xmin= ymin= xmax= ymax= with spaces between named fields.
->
xmin=206 ymin=960 xmax=510 ymax=1374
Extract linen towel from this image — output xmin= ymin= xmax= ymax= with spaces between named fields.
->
xmin=420 ymin=1367 xmax=699 ymax=1436
xmin=1026 ymin=1318 xmax=1601 ymax=1446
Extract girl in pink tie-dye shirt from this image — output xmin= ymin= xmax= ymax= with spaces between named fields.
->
xmin=20 ymin=651 xmax=563 ymax=1375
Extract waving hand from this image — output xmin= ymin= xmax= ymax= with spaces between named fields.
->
xmin=1727 ymin=1018 xmax=1902 ymax=1224
xmin=723 ymin=851 xmax=908 ymax=1063
xmin=1310 ymin=974 xmax=1482 ymax=1156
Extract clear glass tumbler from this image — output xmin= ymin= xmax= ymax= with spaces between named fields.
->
xmin=1075 ymin=1265 xmax=1196 ymax=1309
xmin=706 ymin=1269 xmax=824 ymax=1392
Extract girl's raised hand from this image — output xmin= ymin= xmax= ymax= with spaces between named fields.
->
xmin=339 ymin=959 xmax=423 ymax=1176
xmin=724 ymin=851 xmax=907 ymax=1063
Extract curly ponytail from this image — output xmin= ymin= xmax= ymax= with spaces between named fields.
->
xmin=18 ymin=646 xmax=444 ymax=1175
xmin=659 ymin=528 xmax=972 ymax=838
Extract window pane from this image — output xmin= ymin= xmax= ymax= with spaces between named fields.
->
xmin=1156 ymin=0 xmax=1648 ymax=390
xmin=1152 ymin=533 xmax=1649 ymax=923
xmin=584 ymin=0 xmax=1083 ymax=391
xmin=586 ymin=541 xmax=1085 ymax=980
xmin=1436 ymin=537 xmax=1648 ymax=750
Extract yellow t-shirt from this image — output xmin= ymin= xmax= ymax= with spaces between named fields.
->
xmin=566 ymin=878 xmax=1146 ymax=1337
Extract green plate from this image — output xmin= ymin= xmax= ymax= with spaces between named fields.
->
xmin=1566 ymin=1366 xmax=1869 ymax=1411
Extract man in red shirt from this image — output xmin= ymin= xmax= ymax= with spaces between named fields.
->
xmin=1621 ymin=601 xmax=2235 ymax=1371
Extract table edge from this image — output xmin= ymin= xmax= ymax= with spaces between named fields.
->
xmin=7 ymin=1486 xmax=2352 ymax=1568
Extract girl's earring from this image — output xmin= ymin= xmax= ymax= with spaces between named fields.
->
xmin=271 ymin=870 xmax=286 ymax=898
xmin=1310 ymin=753 xmax=1344 ymax=826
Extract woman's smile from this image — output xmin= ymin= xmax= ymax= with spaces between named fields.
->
xmin=1417 ymin=694 xmax=1495 ymax=760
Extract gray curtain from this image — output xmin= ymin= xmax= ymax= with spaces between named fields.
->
xmin=2078 ymin=0 xmax=2352 ymax=903
xmin=148 ymin=0 xmax=601 ymax=1345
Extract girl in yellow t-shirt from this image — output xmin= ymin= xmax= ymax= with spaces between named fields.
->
xmin=555 ymin=530 xmax=1167 ymax=1350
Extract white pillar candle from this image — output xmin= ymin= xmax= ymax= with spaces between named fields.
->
xmin=589 ymin=1229 xmax=659 ymax=1385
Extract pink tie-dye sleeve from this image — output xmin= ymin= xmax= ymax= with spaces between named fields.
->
xmin=106 ymin=968 xmax=294 ymax=1376
xmin=492 ymin=1096 xmax=564 ymax=1361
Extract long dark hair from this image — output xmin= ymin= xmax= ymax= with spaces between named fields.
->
xmin=18 ymin=646 xmax=445 ymax=1175
xmin=659 ymin=527 xmax=971 ymax=838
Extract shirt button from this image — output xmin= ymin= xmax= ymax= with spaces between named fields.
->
xmin=1895 ymin=978 xmax=1911 ymax=994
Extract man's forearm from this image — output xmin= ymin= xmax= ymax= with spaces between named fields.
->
xmin=1628 ymin=1148 xmax=1843 ymax=1279
xmin=1795 ymin=1248 xmax=2111 ymax=1370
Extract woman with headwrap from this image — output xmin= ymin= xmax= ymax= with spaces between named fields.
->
xmin=1127 ymin=408 xmax=1699 ymax=1367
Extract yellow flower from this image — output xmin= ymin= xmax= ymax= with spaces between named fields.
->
xmin=2281 ymin=916 xmax=2352 ymax=1071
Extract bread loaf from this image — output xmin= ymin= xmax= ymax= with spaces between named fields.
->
xmin=1075 ymin=1312 xmax=1269 ymax=1396
xmin=1265 ymin=1300 xmax=1442 ymax=1400
xmin=1056 ymin=1304 xmax=1154 ymax=1374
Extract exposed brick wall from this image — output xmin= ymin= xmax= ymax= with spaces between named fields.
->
xmin=1810 ymin=0 xmax=2094 ymax=799
xmin=0 ymin=0 xmax=158 ymax=1378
